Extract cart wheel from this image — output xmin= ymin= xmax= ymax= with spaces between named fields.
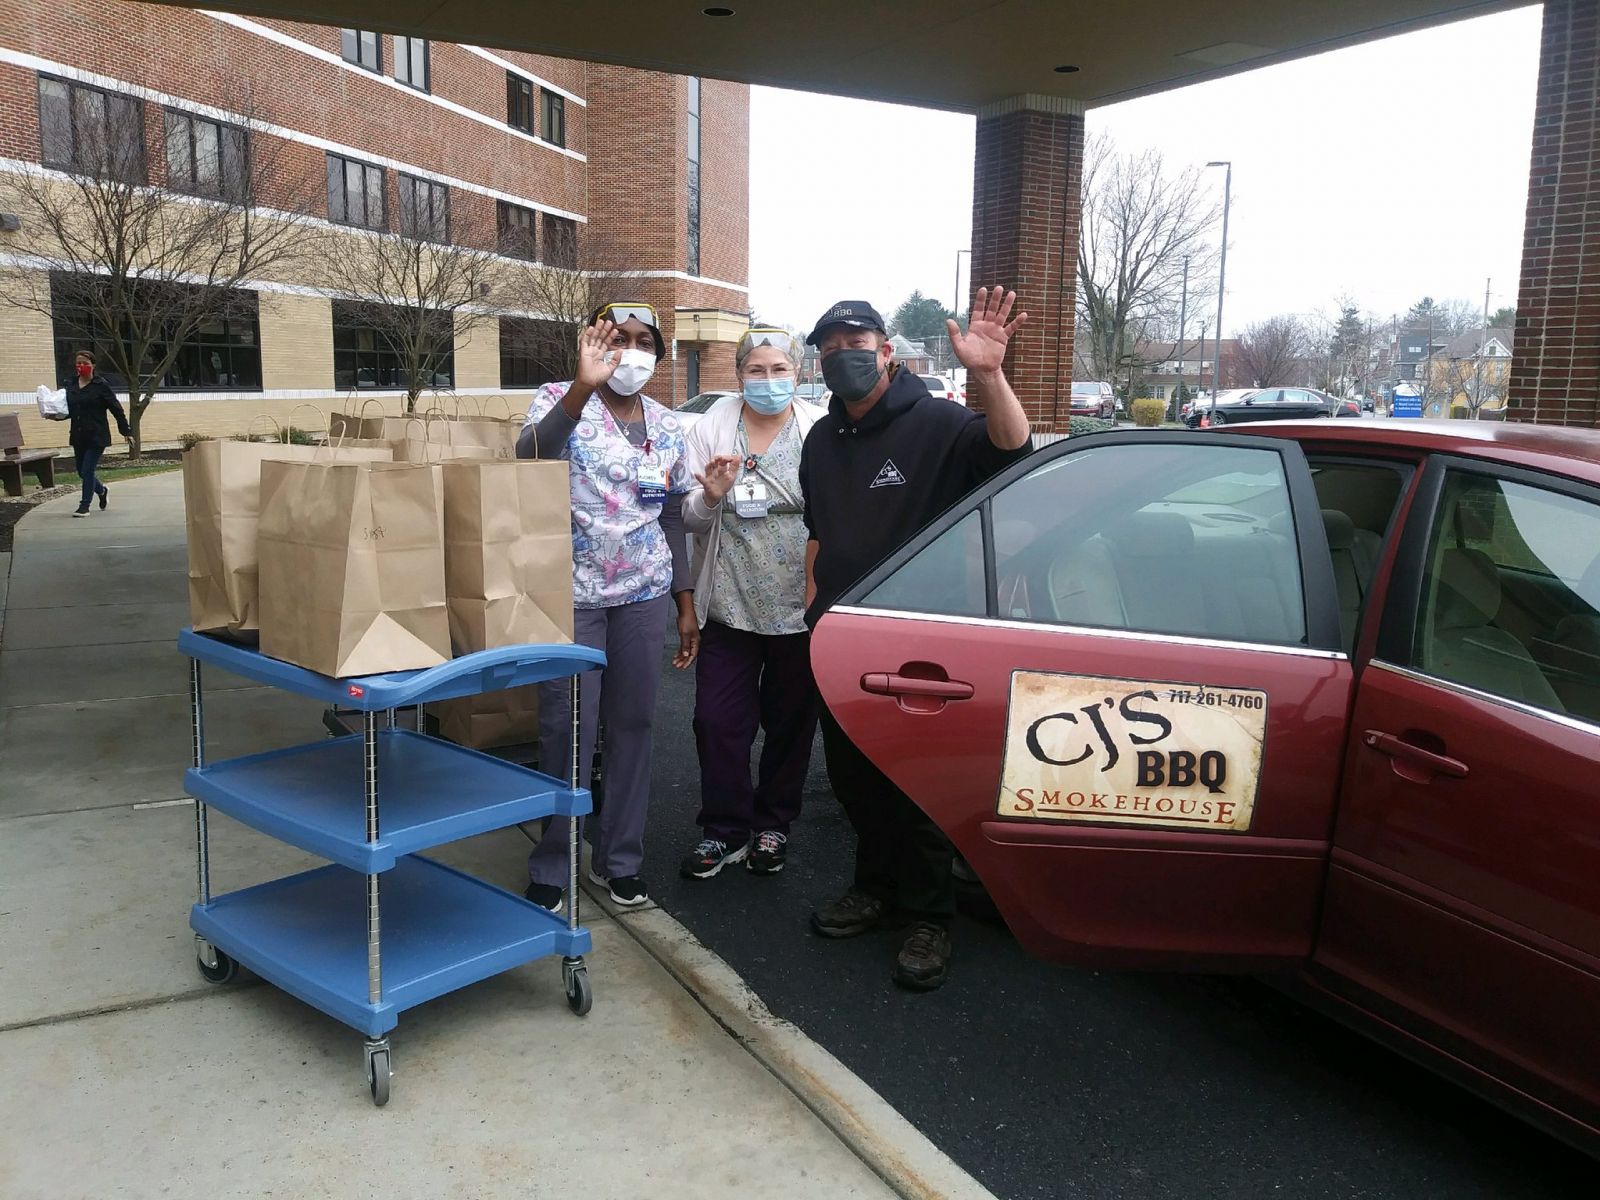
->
xmin=367 ymin=1048 xmax=391 ymax=1107
xmin=565 ymin=965 xmax=592 ymax=1016
xmin=195 ymin=945 xmax=237 ymax=984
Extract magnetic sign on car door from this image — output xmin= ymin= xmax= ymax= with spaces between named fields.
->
xmin=997 ymin=671 xmax=1267 ymax=832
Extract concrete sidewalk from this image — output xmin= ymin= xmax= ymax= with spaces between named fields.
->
xmin=0 ymin=472 xmax=993 ymax=1200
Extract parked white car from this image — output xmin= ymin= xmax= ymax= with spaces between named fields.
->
xmin=919 ymin=375 xmax=965 ymax=406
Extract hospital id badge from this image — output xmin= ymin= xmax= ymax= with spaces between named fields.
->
xmin=636 ymin=459 xmax=668 ymax=505
xmin=734 ymin=480 xmax=770 ymax=519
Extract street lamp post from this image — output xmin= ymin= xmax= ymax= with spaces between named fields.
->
xmin=1206 ymin=161 xmax=1232 ymax=398
xmin=1175 ymin=255 xmax=1190 ymax=421
xmin=952 ymin=249 xmax=972 ymax=376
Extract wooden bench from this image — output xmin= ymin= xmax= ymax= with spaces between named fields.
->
xmin=0 ymin=412 xmax=58 ymax=497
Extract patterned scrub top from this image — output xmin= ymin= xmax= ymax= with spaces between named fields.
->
xmin=526 ymin=381 xmax=690 ymax=610
xmin=709 ymin=415 xmax=809 ymax=636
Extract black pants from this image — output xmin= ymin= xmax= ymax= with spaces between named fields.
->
xmin=72 ymin=442 xmax=106 ymax=510
xmin=819 ymin=707 xmax=955 ymax=922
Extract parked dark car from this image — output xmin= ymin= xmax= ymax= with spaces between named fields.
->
xmin=1191 ymin=387 xmax=1338 ymax=428
xmin=811 ymin=420 xmax=1600 ymax=1155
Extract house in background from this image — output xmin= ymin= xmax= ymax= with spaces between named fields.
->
xmin=1425 ymin=327 xmax=1515 ymax=415
xmin=1131 ymin=338 xmax=1245 ymax=403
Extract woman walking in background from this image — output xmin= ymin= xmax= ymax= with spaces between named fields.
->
xmin=63 ymin=350 xmax=132 ymax=517
xmin=678 ymin=329 xmax=822 ymax=880
xmin=516 ymin=303 xmax=695 ymax=911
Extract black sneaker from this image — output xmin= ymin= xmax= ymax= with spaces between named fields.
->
xmin=893 ymin=921 xmax=952 ymax=991
xmin=746 ymin=830 xmax=788 ymax=875
xmin=72 ymin=506 xmax=90 ymax=518
xmin=524 ymin=881 xmax=564 ymax=914
xmin=97 ymin=486 xmax=108 ymax=510
xmin=680 ymin=836 xmax=749 ymax=879
xmin=811 ymin=888 xmax=889 ymax=938
xmin=604 ymin=874 xmax=649 ymax=908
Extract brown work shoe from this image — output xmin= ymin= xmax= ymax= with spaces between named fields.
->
xmin=893 ymin=921 xmax=952 ymax=991
xmin=811 ymin=888 xmax=889 ymax=938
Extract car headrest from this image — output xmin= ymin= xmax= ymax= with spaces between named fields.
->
xmin=1321 ymin=509 xmax=1356 ymax=552
xmin=1117 ymin=513 xmax=1195 ymax=558
xmin=1577 ymin=554 xmax=1600 ymax=608
xmin=1436 ymin=548 xmax=1501 ymax=630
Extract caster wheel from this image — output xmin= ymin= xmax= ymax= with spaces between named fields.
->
xmin=367 ymin=1048 xmax=391 ymax=1107
xmin=196 ymin=946 xmax=237 ymax=984
xmin=565 ymin=966 xmax=592 ymax=1016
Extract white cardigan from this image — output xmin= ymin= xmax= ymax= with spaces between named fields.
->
xmin=682 ymin=396 xmax=823 ymax=628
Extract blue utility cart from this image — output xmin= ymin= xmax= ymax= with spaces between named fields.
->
xmin=178 ymin=629 xmax=605 ymax=1105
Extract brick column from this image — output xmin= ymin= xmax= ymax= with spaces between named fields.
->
xmin=970 ymin=95 xmax=1085 ymax=432
xmin=1509 ymin=0 xmax=1600 ymax=427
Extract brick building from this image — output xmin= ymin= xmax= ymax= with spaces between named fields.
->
xmin=0 ymin=1 xmax=749 ymax=445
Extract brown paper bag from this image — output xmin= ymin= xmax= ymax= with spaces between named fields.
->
xmin=432 ymin=684 xmax=542 ymax=750
xmin=183 ymin=439 xmax=391 ymax=634
xmin=257 ymin=459 xmax=451 ymax=677
xmin=440 ymin=459 xmax=575 ymax=652
xmin=389 ymin=416 xmax=500 ymax=465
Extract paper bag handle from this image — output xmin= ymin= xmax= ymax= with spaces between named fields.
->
xmin=246 ymin=414 xmax=285 ymax=443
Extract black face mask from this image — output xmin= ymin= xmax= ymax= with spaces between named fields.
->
xmin=821 ymin=348 xmax=884 ymax=404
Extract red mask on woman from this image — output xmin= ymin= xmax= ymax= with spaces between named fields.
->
xmin=76 ymin=362 xmax=92 ymax=378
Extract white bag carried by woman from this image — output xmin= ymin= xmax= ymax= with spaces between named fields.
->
xmin=34 ymin=385 xmax=68 ymax=420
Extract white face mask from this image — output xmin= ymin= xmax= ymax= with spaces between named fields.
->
xmin=607 ymin=348 xmax=656 ymax=397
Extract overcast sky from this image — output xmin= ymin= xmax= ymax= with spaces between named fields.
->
xmin=747 ymin=5 xmax=1542 ymax=337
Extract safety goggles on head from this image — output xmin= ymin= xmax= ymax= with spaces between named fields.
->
xmin=740 ymin=328 xmax=794 ymax=351
xmin=595 ymin=303 xmax=658 ymax=328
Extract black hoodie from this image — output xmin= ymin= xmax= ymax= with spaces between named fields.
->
xmin=799 ymin=365 xmax=1030 ymax=625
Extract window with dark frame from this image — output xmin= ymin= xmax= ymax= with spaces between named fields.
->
xmin=163 ymin=110 xmax=248 ymax=201
xmin=497 ymin=201 xmax=537 ymax=259
xmin=398 ymin=173 xmax=450 ymax=242
xmin=340 ymin=29 xmax=382 ymax=72
xmin=332 ymin=299 xmax=455 ymax=391
xmin=37 ymin=75 xmax=147 ymax=182
xmin=393 ymin=36 xmax=429 ymax=91
xmin=499 ymin=317 xmax=566 ymax=388
xmin=687 ymin=76 xmax=702 ymax=277
xmin=506 ymin=72 xmax=534 ymax=133
xmin=540 ymin=90 xmax=566 ymax=147
xmin=542 ymin=215 xmax=577 ymax=270
xmin=49 ymin=274 xmax=262 ymax=392
xmin=326 ymin=153 xmax=386 ymax=230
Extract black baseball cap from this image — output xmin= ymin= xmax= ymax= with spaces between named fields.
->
xmin=805 ymin=300 xmax=887 ymax=347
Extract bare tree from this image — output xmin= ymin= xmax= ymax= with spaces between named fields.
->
xmin=1236 ymin=315 xmax=1310 ymax=387
xmin=0 ymin=80 xmax=315 ymax=452
xmin=320 ymin=197 xmax=507 ymax=413
xmin=503 ymin=227 xmax=649 ymax=384
xmin=1076 ymin=135 xmax=1221 ymax=384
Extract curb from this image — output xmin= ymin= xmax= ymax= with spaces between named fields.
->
xmin=602 ymin=899 xmax=997 ymax=1200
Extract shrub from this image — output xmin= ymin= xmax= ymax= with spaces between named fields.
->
xmin=1450 ymin=405 xmax=1469 ymax=420
xmin=1130 ymin=398 xmax=1165 ymax=427
xmin=283 ymin=425 xmax=320 ymax=445
xmin=177 ymin=431 xmax=207 ymax=451
xmin=1067 ymin=416 xmax=1115 ymax=437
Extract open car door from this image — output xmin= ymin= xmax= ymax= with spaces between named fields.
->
xmin=811 ymin=432 xmax=1354 ymax=971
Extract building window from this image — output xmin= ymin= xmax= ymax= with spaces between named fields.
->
xmin=500 ymin=318 xmax=566 ymax=388
xmin=341 ymin=29 xmax=382 ymax=72
xmin=50 ymin=274 xmax=261 ymax=391
xmin=506 ymin=73 xmax=534 ymax=133
xmin=497 ymin=201 xmax=537 ymax=259
xmin=686 ymin=76 xmax=702 ymax=277
xmin=540 ymin=91 xmax=566 ymax=147
xmin=393 ymin=36 xmax=429 ymax=91
xmin=164 ymin=111 xmax=248 ymax=201
xmin=326 ymin=153 xmax=386 ymax=230
xmin=332 ymin=300 xmax=454 ymax=391
xmin=398 ymin=174 xmax=449 ymax=242
xmin=543 ymin=215 xmax=577 ymax=270
xmin=37 ymin=75 xmax=146 ymax=182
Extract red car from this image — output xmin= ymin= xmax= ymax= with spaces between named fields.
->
xmin=811 ymin=421 xmax=1600 ymax=1153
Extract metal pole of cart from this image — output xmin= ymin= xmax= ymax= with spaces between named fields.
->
xmin=363 ymin=708 xmax=391 ymax=1098
xmin=567 ymin=673 xmax=581 ymax=933
xmin=190 ymin=658 xmax=219 ymax=972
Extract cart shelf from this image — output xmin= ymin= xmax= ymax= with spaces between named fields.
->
xmin=186 ymin=729 xmax=589 ymax=873
xmin=192 ymin=855 xmax=590 ymax=1039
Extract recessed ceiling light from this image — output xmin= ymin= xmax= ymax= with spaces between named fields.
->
xmin=1053 ymin=64 xmax=1080 ymax=74
xmin=702 ymin=6 xmax=736 ymax=15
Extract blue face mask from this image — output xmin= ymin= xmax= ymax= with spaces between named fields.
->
xmin=743 ymin=376 xmax=795 ymax=415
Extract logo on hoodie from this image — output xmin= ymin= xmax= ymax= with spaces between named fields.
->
xmin=870 ymin=459 xmax=906 ymax=488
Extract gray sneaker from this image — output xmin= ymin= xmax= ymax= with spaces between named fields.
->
xmin=811 ymin=888 xmax=889 ymax=938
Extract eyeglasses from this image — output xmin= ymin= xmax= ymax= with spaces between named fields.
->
xmin=740 ymin=328 xmax=793 ymax=351
xmin=595 ymin=303 xmax=658 ymax=327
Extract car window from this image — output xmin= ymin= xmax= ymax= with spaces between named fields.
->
xmin=1406 ymin=471 xmax=1599 ymax=724
xmin=864 ymin=443 xmax=1308 ymax=646
xmin=682 ymin=393 xmax=722 ymax=414
xmin=918 ymin=376 xmax=947 ymax=391
xmin=1071 ymin=383 xmax=1098 ymax=396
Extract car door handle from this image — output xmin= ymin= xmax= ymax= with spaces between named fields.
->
xmin=1363 ymin=731 xmax=1468 ymax=779
xmin=861 ymin=673 xmax=975 ymax=700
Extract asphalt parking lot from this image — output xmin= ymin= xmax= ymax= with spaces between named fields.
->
xmin=637 ymin=653 xmax=1600 ymax=1200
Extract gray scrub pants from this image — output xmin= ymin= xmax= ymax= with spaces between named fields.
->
xmin=527 ymin=593 xmax=673 ymax=887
